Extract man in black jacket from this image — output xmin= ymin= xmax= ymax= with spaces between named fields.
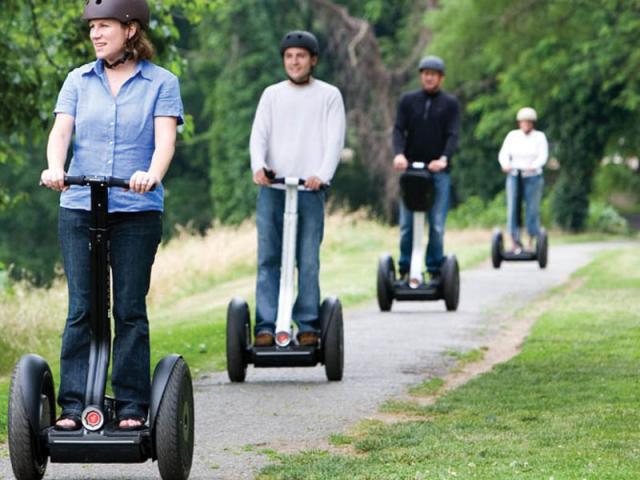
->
xmin=392 ymin=55 xmax=460 ymax=282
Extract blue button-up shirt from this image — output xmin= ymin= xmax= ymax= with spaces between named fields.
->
xmin=55 ymin=59 xmax=184 ymax=213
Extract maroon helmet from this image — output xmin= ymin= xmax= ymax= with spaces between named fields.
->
xmin=82 ymin=0 xmax=150 ymax=29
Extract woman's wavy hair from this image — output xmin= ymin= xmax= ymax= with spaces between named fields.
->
xmin=124 ymin=20 xmax=154 ymax=61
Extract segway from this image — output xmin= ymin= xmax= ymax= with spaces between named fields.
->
xmin=226 ymin=174 xmax=344 ymax=382
xmin=491 ymin=170 xmax=548 ymax=269
xmin=8 ymin=176 xmax=194 ymax=480
xmin=377 ymin=162 xmax=460 ymax=312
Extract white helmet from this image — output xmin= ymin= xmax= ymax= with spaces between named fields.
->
xmin=516 ymin=107 xmax=537 ymax=122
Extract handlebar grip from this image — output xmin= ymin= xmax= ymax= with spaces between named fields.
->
xmin=108 ymin=177 xmax=131 ymax=189
xmin=63 ymin=175 xmax=87 ymax=186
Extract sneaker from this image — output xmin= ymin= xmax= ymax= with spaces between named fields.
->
xmin=254 ymin=332 xmax=274 ymax=347
xmin=297 ymin=332 xmax=319 ymax=347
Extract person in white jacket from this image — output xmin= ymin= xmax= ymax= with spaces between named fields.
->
xmin=249 ymin=31 xmax=346 ymax=347
xmin=498 ymin=107 xmax=548 ymax=252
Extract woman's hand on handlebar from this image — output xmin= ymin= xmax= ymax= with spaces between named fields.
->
xmin=393 ymin=154 xmax=408 ymax=171
xmin=40 ymin=168 xmax=68 ymax=192
xmin=253 ymin=168 xmax=272 ymax=186
xmin=304 ymin=176 xmax=324 ymax=191
xmin=129 ymin=171 xmax=159 ymax=194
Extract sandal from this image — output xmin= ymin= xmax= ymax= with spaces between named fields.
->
xmin=118 ymin=416 xmax=147 ymax=431
xmin=54 ymin=414 xmax=82 ymax=431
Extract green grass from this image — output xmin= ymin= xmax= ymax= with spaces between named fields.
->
xmin=408 ymin=377 xmax=445 ymax=397
xmin=257 ymin=247 xmax=640 ymax=479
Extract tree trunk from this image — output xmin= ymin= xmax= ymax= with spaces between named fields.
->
xmin=310 ymin=0 xmax=437 ymax=219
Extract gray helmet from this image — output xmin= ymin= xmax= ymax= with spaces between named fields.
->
xmin=280 ymin=31 xmax=320 ymax=56
xmin=419 ymin=55 xmax=445 ymax=74
xmin=82 ymin=0 xmax=150 ymax=29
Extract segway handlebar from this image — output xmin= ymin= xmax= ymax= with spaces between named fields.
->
xmin=264 ymin=169 xmax=328 ymax=189
xmin=62 ymin=175 xmax=156 ymax=191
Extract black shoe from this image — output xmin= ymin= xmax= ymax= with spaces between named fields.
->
xmin=428 ymin=272 xmax=441 ymax=285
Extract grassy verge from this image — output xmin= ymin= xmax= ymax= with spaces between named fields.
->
xmin=258 ymin=247 xmax=640 ymax=479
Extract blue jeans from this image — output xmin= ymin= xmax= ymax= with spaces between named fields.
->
xmin=255 ymin=187 xmax=325 ymax=335
xmin=506 ymin=173 xmax=543 ymax=241
xmin=58 ymin=207 xmax=162 ymax=419
xmin=399 ymin=172 xmax=450 ymax=275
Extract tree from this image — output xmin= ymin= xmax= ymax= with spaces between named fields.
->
xmin=429 ymin=0 xmax=640 ymax=230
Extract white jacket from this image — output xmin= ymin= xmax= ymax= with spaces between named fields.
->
xmin=498 ymin=129 xmax=548 ymax=176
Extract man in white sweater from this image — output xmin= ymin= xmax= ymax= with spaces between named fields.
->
xmin=498 ymin=107 xmax=549 ymax=252
xmin=249 ymin=30 xmax=346 ymax=347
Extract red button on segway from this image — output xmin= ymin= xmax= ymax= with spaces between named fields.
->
xmin=87 ymin=411 xmax=101 ymax=426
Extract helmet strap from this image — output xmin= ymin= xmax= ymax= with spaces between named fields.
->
xmin=104 ymin=50 xmax=133 ymax=69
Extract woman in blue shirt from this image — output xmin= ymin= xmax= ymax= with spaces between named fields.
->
xmin=40 ymin=0 xmax=184 ymax=431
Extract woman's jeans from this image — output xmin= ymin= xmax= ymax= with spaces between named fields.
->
xmin=58 ymin=207 xmax=162 ymax=419
xmin=399 ymin=172 xmax=451 ymax=275
xmin=255 ymin=187 xmax=325 ymax=336
xmin=506 ymin=173 xmax=544 ymax=241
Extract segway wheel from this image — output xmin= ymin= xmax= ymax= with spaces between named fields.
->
xmin=155 ymin=358 xmax=194 ymax=480
xmin=226 ymin=298 xmax=250 ymax=383
xmin=491 ymin=229 xmax=503 ymax=269
xmin=376 ymin=254 xmax=395 ymax=312
xmin=441 ymin=255 xmax=460 ymax=311
xmin=8 ymin=355 xmax=55 ymax=480
xmin=320 ymin=297 xmax=344 ymax=381
xmin=537 ymin=228 xmax=548 ymax=269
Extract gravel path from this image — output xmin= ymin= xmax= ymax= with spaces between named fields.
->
xmin=0 ymin=242 xmax=621 ymax=480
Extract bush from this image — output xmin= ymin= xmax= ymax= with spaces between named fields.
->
xmin=448 ymin=192 xmax=505 ymax=229
xmin=587 ymin=200 xmax=630 ymax=234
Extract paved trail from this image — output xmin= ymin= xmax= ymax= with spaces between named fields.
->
xmin=0 ymin=243 xmax=621 ymax=479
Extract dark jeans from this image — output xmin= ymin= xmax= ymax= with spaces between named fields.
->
xmin=58 ymin=207 xmax=162 ymax=419
xmin=255 ymin=187 xmax=325 ymax=335
xmin=399 ymin=171 xmax=451 ymax=275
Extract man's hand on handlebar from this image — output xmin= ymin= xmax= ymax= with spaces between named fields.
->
xmin=304 ymin=176 xmax=324 ymax=191
xmin=393 ymin=154 xmax=408 ymax=172
xmin=40 ymin=168 xmax=68 ymax=192
xmin=253 ymin=168 xmax=272 ymax=186
xmin=428 ymin=158 xmax=448 ymax=173
xmin=129 ymin=171 xmax=159 ymax=194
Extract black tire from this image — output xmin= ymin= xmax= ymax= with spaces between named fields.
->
xmin=226 ymin=298 xmax=250 ymax=383
xmin=155 ymin=358 xmax=194 ymax=480
xmin=8 ymin=355 xmax=55 ymax=480
xmin=491 ymin=229 xmax=503 ymax=269
xmin=537 ymin=228 xmax=548 ymax=269
xmin=320 ymin=297 xmax=344 ymax=381
xmin=376 ymin=254 xmax=395 ymax=312
xmin=441 ymin=256 xmax=460 ymax=311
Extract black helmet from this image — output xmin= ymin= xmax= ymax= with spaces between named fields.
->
xmin=418 ymin=55 xmax=445 ymax=74
xmin=280 ymin=31 xmax=320 ymax=56
xmin=82 ymin=0 xmax=150 ymax=29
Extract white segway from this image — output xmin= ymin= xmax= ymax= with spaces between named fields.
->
xmin=226 ymin=173 xmax=344 ymax=382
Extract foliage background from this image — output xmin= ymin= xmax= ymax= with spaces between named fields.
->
xmin=1 ymin=0 xmax=638 ymax=283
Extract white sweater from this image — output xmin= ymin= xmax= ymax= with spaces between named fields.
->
xmin=498 ymin=129 xmax=549 ymax=175
xmin=250 ymin=79 xmax=346 ymax=186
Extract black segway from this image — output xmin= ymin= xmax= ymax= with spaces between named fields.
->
xmin=377 ymin=162 xmax=460 ymax=312
xmin=226 ymin=175 xmax=344 ymax=383
xmin=491 ymin=170 xmax=548 ymax=269
xmin=8 ymin=176 xmax=194 ymax=480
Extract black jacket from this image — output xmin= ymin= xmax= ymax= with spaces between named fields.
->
xmin=392 ymin=89 xmax=460 ymax=171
